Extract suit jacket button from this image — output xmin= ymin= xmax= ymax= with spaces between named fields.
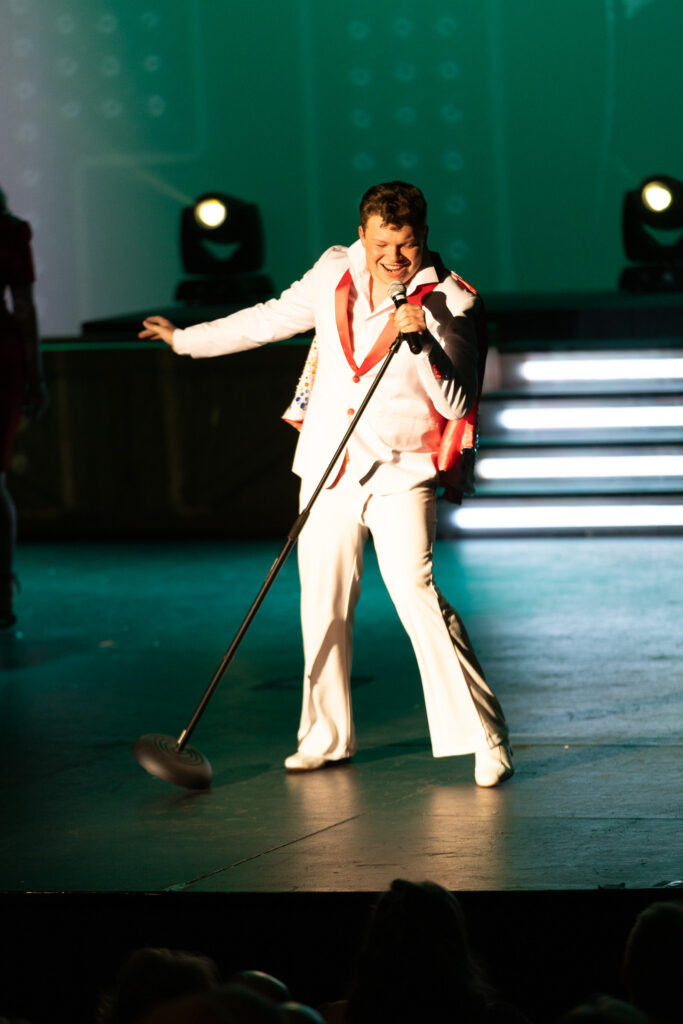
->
xmin=347 ymin=408 xmax=355 ymax=415
xmin=352 ymin=374 xmax=360 ymax=383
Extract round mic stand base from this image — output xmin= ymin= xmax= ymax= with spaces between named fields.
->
xmin=132 ymin=733 xmax=212 ymax=790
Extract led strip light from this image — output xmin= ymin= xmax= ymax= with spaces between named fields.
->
xmin=497 ymin=406 xmax=683 ymax=431
xmin=519 ymin=358 xmax=683 ymax=382
xmin=451 ymin=504 xmax=683 ymax=531
xmin=477 ymin=455 xmax=683 ymax=480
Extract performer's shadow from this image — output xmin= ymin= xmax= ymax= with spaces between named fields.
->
xmin=514 ymin=742 xmax=639 ymax=780
xmin=353 ymin=737 xmax=431 ymax=764
xmin=210 ymin=762 xmax=274 ymax=788
xmin=137 ymin=762 xmax=276 ymax=812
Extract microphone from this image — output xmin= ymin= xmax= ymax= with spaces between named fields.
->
xmin=387 ymin=281 xmax=424 ymax=354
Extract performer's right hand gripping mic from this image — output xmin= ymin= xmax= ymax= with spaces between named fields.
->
xmin=387 ymin=281 xmax=425 ymax=354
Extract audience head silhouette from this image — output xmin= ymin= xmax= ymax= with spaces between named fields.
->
xmin=345 ymin=878 xmax=491 ymax=1024
xmin=96 ymin=946 xmax=220 ymax=1023
xmin=621 ymin=900 xmax=683 ymax=1024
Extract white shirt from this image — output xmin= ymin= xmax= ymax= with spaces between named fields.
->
xmin=345 ymin=264 xmax=394 ymax=366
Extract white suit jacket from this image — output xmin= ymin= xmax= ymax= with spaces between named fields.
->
xmin=172 ymin=240 xmax=481 ymax=499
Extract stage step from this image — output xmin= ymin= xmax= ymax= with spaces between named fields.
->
xmin=441 ymin=346 xmax=683 ymax=535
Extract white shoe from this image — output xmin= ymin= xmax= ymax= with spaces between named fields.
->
xmin=474 ymin=742 xmax=514 ymax=787
xmin=284 ymin=751 xmax=351 ymax=773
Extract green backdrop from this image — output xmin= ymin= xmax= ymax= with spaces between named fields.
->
xmin=1 ymin=0 xmax=680 ymax=335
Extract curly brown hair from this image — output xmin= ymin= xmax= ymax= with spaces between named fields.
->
xmin=359 ymin=181 xmax=427 ymax=237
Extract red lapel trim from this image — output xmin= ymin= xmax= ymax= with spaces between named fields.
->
xmin=335 ymin=270 xmax=356 ymax=369
xmin=334 ymin=270 xmax=438 ymax=375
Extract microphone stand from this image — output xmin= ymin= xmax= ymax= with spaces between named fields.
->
xmin=132 ymin=331 xmax=407 ymax=789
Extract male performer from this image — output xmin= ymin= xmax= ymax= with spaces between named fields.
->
xmin=140 ymin=181 xmax=513 ymax=786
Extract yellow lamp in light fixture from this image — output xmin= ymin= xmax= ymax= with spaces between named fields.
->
xmin=641 ymin=180 xmax=673 ymax=214
xmin=194 ymin=197 xmax=228 ymax=228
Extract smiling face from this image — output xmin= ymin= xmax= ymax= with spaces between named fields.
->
xmin=359 ymin=215 xmax=426 ymax=290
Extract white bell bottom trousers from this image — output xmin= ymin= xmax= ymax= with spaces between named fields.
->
xmin=295 ymin=482 xmax=509 ymax=760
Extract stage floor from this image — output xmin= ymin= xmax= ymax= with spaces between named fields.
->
xmin=1 ymin=533 xmax=681 ymax=894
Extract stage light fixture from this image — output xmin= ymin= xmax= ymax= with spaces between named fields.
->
xmin=619 ymin=174 xmax=683 ymax=292
xmin=176 ymin=191 xmax=274 ymax=305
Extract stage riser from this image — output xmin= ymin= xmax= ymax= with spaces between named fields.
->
xmin=449 ymin=343 xmax=683 ymax=536
xmin=10 ymin=344 xmax=304 ymax=538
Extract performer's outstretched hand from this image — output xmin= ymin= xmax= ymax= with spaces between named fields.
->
xmin=139 ymin=316 xmax=176 ymax=346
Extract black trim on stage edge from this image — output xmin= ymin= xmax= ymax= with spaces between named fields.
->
xmin=483 ymin=291 xmax=683 ymax=345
